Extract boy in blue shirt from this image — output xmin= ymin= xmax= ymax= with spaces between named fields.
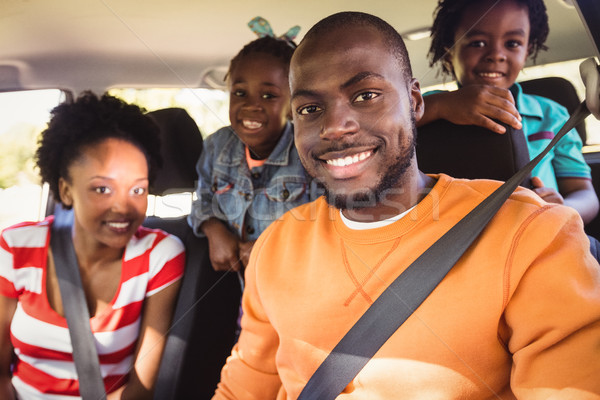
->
xmin=420 ymin=0 xmax=599 ymax=223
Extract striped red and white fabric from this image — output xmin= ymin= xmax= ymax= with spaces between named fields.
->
xmin=0 ymin=216 xmax=185 ymax=399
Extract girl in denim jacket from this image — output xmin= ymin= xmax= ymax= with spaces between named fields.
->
xmin=189 ymin=19 xmax=312 ymax=273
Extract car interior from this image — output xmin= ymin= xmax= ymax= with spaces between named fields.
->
xmin=1 ymin=0 xmax=600 ymax=398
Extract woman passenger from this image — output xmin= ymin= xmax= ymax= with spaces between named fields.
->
xmin=0 ymin=92 xmax=185 ymax=399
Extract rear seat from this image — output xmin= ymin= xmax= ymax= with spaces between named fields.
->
xmin=143 ymin=108 xmax=241 ymax=399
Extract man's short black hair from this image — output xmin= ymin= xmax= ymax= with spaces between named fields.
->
xmin=299 ymin=11 xmax=413 ymax=80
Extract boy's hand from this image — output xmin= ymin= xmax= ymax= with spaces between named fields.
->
xmin=202 ymin=218 xmax=243 ymax=272
xmin=531 ymin=176 xmax=564 ymax=205
xmin=438 ymin=85 xmax=522 ymax=134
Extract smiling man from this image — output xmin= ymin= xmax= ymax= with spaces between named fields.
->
xmin=213 ymin=12 xmax=600 ymax=400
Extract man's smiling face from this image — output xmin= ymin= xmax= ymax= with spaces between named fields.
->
xmin=290 ymin=24 xmax=424 ymax=213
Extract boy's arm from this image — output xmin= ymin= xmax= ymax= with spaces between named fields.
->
xmin=418 ymin=85 xmax=522 ymax=134
xmin=559 ymin=177 xmax=599 ymax=224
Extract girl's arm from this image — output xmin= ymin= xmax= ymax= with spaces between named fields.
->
xmin=0 ymin=295 xmax=17 ymax=400
xmin=107 ymin=280 xmax=182 ymax=400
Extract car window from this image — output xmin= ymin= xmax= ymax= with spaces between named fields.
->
xmin=0 ymin=89 xmax=66 ymax=230
xmin=108 ymin=87 xmax=230 ymax=217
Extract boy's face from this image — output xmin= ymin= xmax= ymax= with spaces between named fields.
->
xmin=290 ymin=25 xmax=423 ymax=212
xmin=446 ymin=0 xmax=530 ymax=89
xmin=228 ymin=53 xmax=291 ymax=159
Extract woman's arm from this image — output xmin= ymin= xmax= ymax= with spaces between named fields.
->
xmin=0 ymin=295 xmax=17 ymax=400
xmin=107 ymin=280 xmax=182 ymax=400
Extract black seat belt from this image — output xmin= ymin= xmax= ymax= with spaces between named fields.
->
xmin=50 ymin=207 xmax=107 ymax=400
xmin=298 ymin=101 xmax=591 ymax=400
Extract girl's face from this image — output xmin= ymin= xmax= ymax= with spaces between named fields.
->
xmin=228 ymin=52 xmax=291 ymax=159
xmin=445 ymin=0 xmax=531 ymax=89
xmin=59 ymin=137 xmax=149 ymax=251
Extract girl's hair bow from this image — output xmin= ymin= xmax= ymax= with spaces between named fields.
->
xmin=248 ymin=16 xmax=300 ymax=44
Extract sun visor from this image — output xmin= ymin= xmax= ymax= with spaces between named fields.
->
xmin=0 ymin=65 xmax=22 ymax=91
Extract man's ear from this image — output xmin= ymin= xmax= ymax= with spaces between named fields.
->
xmin=58 ymin=177 xmax=73 ymax=207
xmin=410 ymin=78 xmax=424 ymax=122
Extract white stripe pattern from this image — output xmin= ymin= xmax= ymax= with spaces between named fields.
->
xmin=124 ymin=233 xmax=156 ymax=262
xmin=3 ymin=224 xmax=49 ymax=248
xmin=0 ymin=245 xmax=15 ymax=282
xmin=12 ymin=376 xmax=79 ymax=400
xmin=15 ymin=352 xmax=135 ymax=380
xmin=113 ymin=274 xmax=148 ymax=309
xmin=148 ymin=234 xmax=184 ymax=278
xmin=13 ymin=266 xmax=43 ymax=294
xmin=11 ymin=303 xmax=140 ymax=355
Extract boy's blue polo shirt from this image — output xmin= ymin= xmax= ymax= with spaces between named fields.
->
xmin=511 ymin=82 xmax=590 ymax=191
xmin=423 ymin=83 xmax=590 ymax=191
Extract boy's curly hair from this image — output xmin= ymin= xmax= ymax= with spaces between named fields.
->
xmin=226 ymin=36 xmax=297 ymax=82
xmin=35 ymin=91 xmax=162 ymax=207
xmin=428 ymin=0 xmax=549 ymax=77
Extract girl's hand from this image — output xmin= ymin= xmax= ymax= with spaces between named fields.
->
xmin=531 ymin=177 xmax=564 ymax=205
xmin=430 ymin=85 xmax=522 ymax=134
xmin=238 ymin=240 xmax=256 ymax=269
xmin=202 ymin=218 xmax=243 ymax=272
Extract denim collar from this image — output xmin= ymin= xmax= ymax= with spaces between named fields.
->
xmin=216 ymin=121 xmax=295 ymax=167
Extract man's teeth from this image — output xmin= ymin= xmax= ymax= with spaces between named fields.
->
xmin=326 ymin=151 xmax=371 ymax=167
xmin=243 ymin=120 xmax=263 ymax=129
xmin=107 ymin=222 xmax=129 ymax=229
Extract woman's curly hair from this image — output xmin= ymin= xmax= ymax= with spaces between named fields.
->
xmin=428 ymin=0 xmax=549 ymax=77
xmin=35 ymin=91 xmax=162 ymax=207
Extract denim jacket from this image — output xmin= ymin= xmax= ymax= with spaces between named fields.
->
xmin=188 ymin=122 xmax=312 ymax=241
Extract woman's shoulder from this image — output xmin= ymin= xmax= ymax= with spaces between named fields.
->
xmin=1 ymin=217 xmax=52 ymax=247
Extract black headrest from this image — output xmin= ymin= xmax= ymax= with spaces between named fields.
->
xmin=147 ymin=108 xmax=203 ymax=196
xmin=416 ymin=119 xmax=531 ymax=188
xmin=520 ymin=77 xmax=587 ymax=145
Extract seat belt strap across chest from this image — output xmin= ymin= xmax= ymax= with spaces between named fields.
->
xmin=298 ymin=101 xmax=591 ymax=400
xmin=50 ymin=208 xmax=107 ymax=400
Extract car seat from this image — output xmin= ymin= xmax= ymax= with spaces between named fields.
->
xmin=143 ymin=108 xmax=241 ymax=400
xmin=416 ymin=119 xmax=532 ymax=188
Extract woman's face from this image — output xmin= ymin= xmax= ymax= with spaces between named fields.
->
xmin=59 ymin=137 xmax=149 ymax=250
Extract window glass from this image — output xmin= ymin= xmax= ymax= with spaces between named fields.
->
xmin=108 ymin=88 xmax=229 ymax=139
xmin=0 ymin=89 xmax=66 ymax=230
xmin=108 ymin=88 xmax=230 ymax=217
